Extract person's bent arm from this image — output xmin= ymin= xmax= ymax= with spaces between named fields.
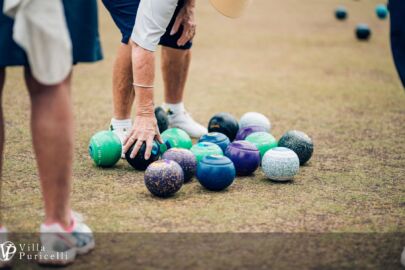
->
xmin=123 ymin=0 xmax=179 ymax=159
xmin=123 ymin=44 xmax=161 ymax=160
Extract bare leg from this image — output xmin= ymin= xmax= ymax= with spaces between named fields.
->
xmin=113 ymin=43 xmax=135 ymax=119
xmin=0 ymin=68 xmax=5 ymax=226
xmin=24 ymin=68 xmax=73 ymax=228
xmin=161 ymin=46 xmax=191 ymax=103
xmin=160 ymin=46 xmax=206 ymax=137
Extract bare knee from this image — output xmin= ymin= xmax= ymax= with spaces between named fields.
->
xmin=24 ymin=68 xmax=71 ymax=99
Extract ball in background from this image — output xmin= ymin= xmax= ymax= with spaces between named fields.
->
xmin=197 ymin=155 xmax=236 ymax=191
xmin=198 ymin=132 xmax=230 ymax=153
xmin=144 ymin=160 xmax=184 ymax=198
xmin=125 ymin=141 xmax=160 ymax=171
xmin=235 ymin=125 xmax=268 ymax=141
xmin=335 ymin=6 xmax=347 ymax=20
xmin=375 ymin=4 xmax=388 ymax=19
xmin=225 ymin=140 xmax=261 ymax=176
xmin=88 ymin=131 xmax=122 ymax=167
xmin=162 ymin=148 xmax=197 ymax=183
xmin=239 ymin=112 xmax=271 ymax=132
xmin=190 ymin=142 xmax=223 ymax=162
xmin=155 ymin=106 xmax=169 ymax=133
xmin=278 ymin=130 xmax=314 ymax=165
xmin=245 ymin=132 xmax=278 ymax=159
xmin=208 ymin=112 xmax=239 ymax=141
xmin=262 ymin=147 xmax=300 ymax=182
xmin=160 ymin=128 xmax=193 ymax=153
xmin=355 ymin=24 xmax=371 ymax=41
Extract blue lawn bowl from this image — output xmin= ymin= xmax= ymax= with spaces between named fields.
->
xmin=197 ymin=155 xmax=236 ymax=191
xmin=198 ymin=132 xmax=230 ymax=153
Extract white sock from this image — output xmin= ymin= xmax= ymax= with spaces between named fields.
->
xmin=162 ymin=102 xmax=185 ymax=114
xmin=0 ymin=226 xmax=7 ymax=233
xmin=110 ymin=118 xmax=132 ymax=131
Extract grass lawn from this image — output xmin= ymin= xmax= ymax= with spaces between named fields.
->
xmin=1 ymin=0 xmax=404 ymax=234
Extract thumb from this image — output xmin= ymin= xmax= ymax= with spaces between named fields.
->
xmin=171 ymin=17 xmax=181 ymax=35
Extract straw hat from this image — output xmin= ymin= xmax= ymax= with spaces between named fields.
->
xmin=210 ymin=0 xmax=252 ymax=18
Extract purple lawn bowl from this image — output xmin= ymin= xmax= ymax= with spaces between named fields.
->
xmin=225 ymin=140 xmax=261 ymax=176
xmin=162 ymin=148 xmax=197 ymax=183
xmin=235 ymin=125 xmax=268 ymax=141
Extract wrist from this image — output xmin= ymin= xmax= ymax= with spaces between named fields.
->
xmin=134 ymin=88 xmax=154 ymax=116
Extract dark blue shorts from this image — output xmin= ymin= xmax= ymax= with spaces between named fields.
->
xmin=102 ymin=0 xmax=192 ymax=50
xmin=389 ymin=0 xmax=405 ymax=88
xmin=0 ymin=0 xmax=103 ymax=67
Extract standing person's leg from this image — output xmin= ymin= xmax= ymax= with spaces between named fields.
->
xmin=24 ymin=68 xmax=73 ymax=228
xmin=161 ymin=47 xmax=190 ymax=104
xmin=26 ymin=68 xmax=95 ymax=265
xmin=159 ymin=0 xmax=207 ymax=138
xmin=112 ymin=44 xmax=134 ymax=120
xmin=102 ymin=0 xmax=141 ymax=141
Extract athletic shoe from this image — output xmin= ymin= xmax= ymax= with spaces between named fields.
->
xmin=39 ymin=212 xmax=94 ymax=266
xmin=109 ymin=120 xmax=131 ymax=158
xmin=0 ymin=227 xmax=11 ymax=269
xmin=167 ymin=109 xmax=207 ymax=138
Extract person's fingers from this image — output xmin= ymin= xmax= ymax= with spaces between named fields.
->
xmin=123 ymin=132 xmax=136 ymax=154
xmin=144 ymin=136 xmax=155 ymax=160
xmin=177 ymin=26 xmax=195 ymax=46
xmin=130 ymin=138 xmax=144 ymax=159
xmin=122 ymin=130 xmax=133 ymax=146
xmin=171 ymin=16 xmax=182 ymax=35
xmin=155 ymin=129 xmax=163 ymax=144
xmin=177 ymin=25 xmax=189 ymax=46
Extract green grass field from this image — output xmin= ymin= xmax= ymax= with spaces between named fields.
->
xmin=1 ymin=0 xmax=404 ymax=234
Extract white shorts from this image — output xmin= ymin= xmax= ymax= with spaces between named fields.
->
xmin=131 ymin=0 xmax=179 ymax=52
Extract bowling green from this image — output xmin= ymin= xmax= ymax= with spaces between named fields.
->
xmin=1 ymin=0 xmax=404 ymax=235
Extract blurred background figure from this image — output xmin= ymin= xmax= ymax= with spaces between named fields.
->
xmin=389 ymin=0 xmax=405 ymax=88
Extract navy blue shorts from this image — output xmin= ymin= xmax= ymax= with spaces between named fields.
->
xmin=0 ymin=0 xmax=103 ymax=67
xmin=389 ymin=0 xmax=405 ymax=88
xmin=102 ymin=0 xmax=192 ymax=50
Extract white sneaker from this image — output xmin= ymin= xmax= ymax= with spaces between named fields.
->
xmin=167 ymin=110 xmax=207 ymax=138
xmin=39 ymin=212 xmax=95 ymax=266
xmin=110 ymin=120 xmax=131 ymax=158
xmin=0 ymin=227 xmax=11 ymax=269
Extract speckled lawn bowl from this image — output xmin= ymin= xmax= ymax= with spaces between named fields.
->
xmin=278 ymin=130 xmax=314 ymax=165
xmin=144 ymin=160 xmax=184 ymax=198
xmin=262 ymin=147 xmax=300 ymax=182
xmin=225 ymin=140 xmax=260 ymax=176
xmin=162 ymin=148 xmax=197 ymax=183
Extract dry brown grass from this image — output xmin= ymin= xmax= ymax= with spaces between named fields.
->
xmin=1 ymin=0 xmax=404 ymax=233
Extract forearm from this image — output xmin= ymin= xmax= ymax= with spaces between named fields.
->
xmin=131 ymin=44 xmax=155 ymax=116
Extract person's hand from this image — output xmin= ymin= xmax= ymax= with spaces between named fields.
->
xmin=123 ymin=115 xmax=163 ymax=160
xmin=170 ymin=4 xmax=196 ymax=46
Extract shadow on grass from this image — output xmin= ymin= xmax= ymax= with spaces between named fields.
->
xmin=258 ymin=176 xmax=295 ymax=186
